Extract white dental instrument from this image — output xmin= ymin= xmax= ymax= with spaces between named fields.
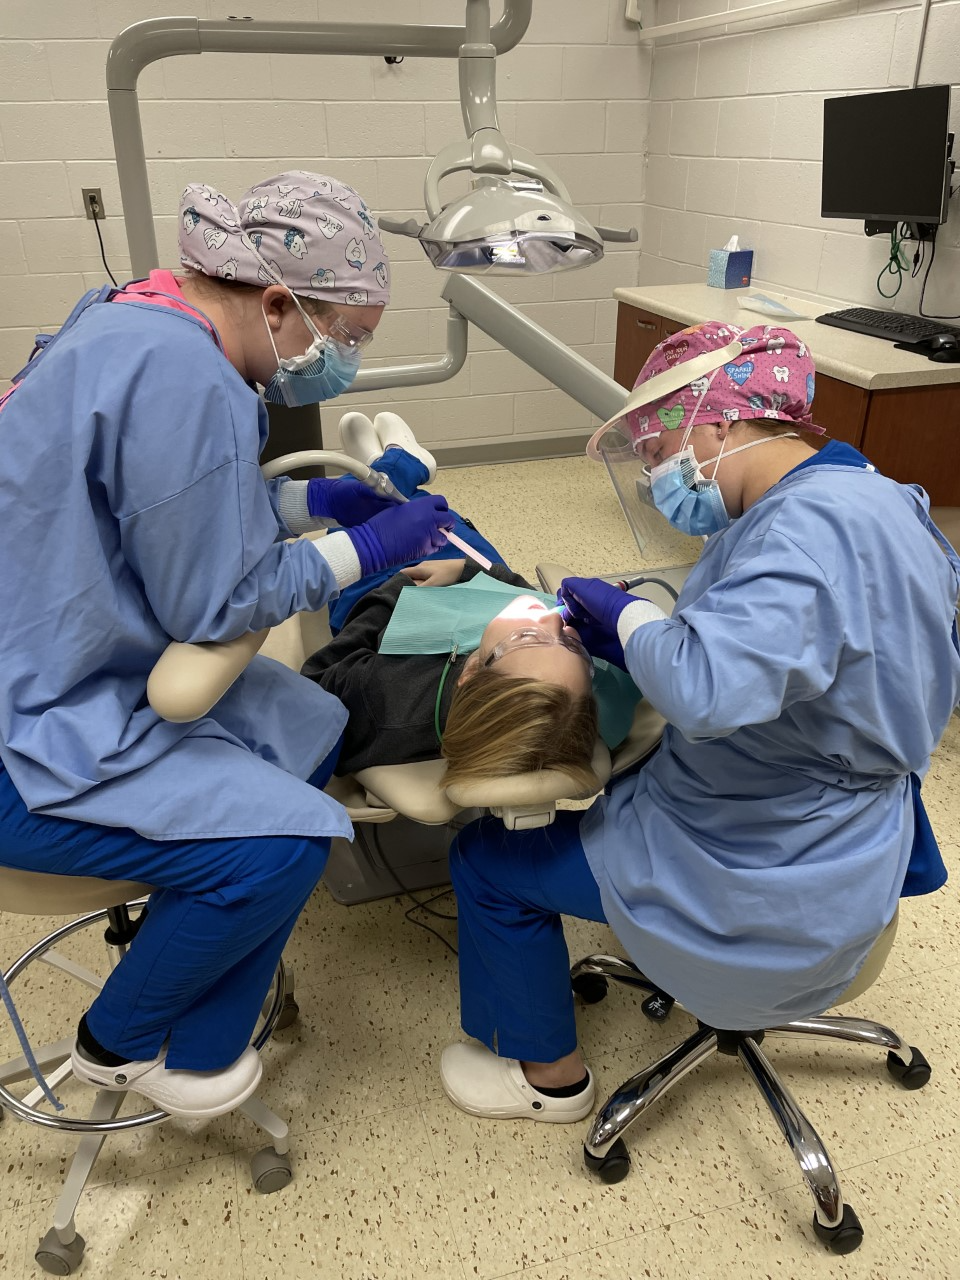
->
xmin=440 ymin=527 xmax=493 ymax=570
xmin=373 ymin=469 xmax=494 ymax=571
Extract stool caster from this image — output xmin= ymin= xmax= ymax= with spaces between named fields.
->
xmin=275 ymin=995 xmax=300 ymax=1031
xmin=887 ymin=1046 xmax=931 ymax=1089
xmin=251 ymin=1146 xmax=293 ymax=1193
xmin=571 ymin=973 xmax=608 ymax=1004
xmin=35 ymin=1229 xmax=85 ymax=1276
xmin=584 ymin=1137 xmax=630 ymax=1184
xmin=812 ymin=1203 xmax=863 ymax=1254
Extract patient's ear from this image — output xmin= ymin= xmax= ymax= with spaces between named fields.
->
xmin=456 ymin=651 xmax=480 ymax=686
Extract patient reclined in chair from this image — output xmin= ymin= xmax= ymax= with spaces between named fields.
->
xmin=146 ymin=447 xmax=667 ymax=831
xmin=301 ymin=556 xmax=643 ymax=788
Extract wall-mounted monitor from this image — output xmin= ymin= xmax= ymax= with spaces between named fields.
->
xmin=821 ymin=85 xmax=951 ymax=227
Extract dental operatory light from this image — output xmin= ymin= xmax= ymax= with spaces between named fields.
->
xmin=378 ymin=0 xmax=630 ymax=276
xmin=416 ymin=175 xmax=605 ymax=275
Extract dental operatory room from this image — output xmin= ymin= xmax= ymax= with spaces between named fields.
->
xmin=3 ymin=0 xmax=960 ymax=1276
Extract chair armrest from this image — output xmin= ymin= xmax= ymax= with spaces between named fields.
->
xmin=535 ymin=562 xmax=572 ymax=596
xmin=610 ymin=701 xmax=666 ymax=775
xmin=325 ymin=773 xmax=398 ymax=824
xmin=147 ymin=629 xmax=269 ymax=722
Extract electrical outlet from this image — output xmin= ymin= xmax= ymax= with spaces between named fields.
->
xmin=82 ymin=188 xmax=105 ymax=220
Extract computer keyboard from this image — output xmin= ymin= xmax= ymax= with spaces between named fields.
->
xmin=816 ymin=307 xmax=960 ymax=344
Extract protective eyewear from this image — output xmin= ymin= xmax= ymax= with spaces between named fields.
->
xmin=483 ymin=627 xmax=594 ymax=672
xmin=326 ymin=312 xmax=376 ymax=350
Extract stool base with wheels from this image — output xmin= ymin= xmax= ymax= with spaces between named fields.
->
xmin=570 ymin=912 xmax=929 ymax=1255
xmin=0 ymin=869 xmax=298 ymax=1276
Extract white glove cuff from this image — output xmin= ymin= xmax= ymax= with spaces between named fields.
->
xmin=617 ymin=598 xmax=667 ymax=647
xmin=277 ymin=478 xmax=334 ymax=535
xmin=305 ymin=530 xmax=361 ymax=588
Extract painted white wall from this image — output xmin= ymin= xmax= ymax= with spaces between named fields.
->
xmin=642 ymin=0 xmax=960 ymax=320
xmin=0 ymin=1 xmax=649 ymax=454
xmin=3 ymin=1 xmax=957 ymax=454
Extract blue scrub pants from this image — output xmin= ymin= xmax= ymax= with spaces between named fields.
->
xmin=0 ymin=750 xmax=338 ymax=1071
xmin=451 ymin=811 xmax=608 ymax=1063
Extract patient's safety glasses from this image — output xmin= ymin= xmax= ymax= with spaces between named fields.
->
xmin=483 ymin=627 xmax=594 ymax=672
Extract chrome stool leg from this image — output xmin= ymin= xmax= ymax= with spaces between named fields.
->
xmin=737 ymin=1035 xmax=864 ymax=1255
xmin=584 ymin=1026 xmax=718 ymax=1183
xmin=765 ymin=1016 xmax=932 ymax=1088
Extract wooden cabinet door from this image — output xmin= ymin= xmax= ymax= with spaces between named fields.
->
xmin=614 ymin=303 xmax=661 ymax=389
xmin=809 ymin=374 xmax=868 ymax=448
xmin=861 ymin=383 xmax=960 ymax=504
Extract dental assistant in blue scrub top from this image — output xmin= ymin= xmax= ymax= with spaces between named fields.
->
xmin=439 ymin=321 xmax=960 ymax=1125
xmin=0 ymin=171 xmax=454 ymax=1119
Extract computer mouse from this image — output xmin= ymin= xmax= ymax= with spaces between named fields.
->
xmin=930 ymin=345 xmax=960 ymax=363
xmin=927 ymin=333 xmax=959 ymax=352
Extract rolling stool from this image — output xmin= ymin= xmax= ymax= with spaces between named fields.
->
xmin=0 ymin=867 xmax=297 ymax=1275
xmin=570 ymin=909 xmax=931 ymax=1255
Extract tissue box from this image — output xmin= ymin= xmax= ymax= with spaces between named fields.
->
xmin=707 ymin=248 xmax=753 ymax=289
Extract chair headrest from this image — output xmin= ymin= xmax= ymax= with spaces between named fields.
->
xmin=353 ymin=739 xmax=612 ymax=824
xmin=443 ymin=738 xmax=611 ymax=809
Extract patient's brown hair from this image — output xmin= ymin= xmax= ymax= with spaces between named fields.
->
xmin=441 ymin=668 xmax=600 ymax=793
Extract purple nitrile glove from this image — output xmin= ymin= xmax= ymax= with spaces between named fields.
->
xmin=306 ymin=476 xmax=395 ymax=527
xmin=345 ymin=495 xmax=454 ymax=576
xmin=558 ymin=576 xmax=638 ymax=671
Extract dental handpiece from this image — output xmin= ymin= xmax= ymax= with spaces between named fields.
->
xmin=362 ymin=467 xmax=493 ymax=571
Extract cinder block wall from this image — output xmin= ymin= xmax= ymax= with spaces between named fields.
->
xmin=642 ymin=0 xmax=960 ymax=317
xmin=0 ymin=0 xmax=649 ymax=457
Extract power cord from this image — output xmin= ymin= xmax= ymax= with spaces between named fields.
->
xmin=915 ymin=172 xmax=960 ymax=320
xmin=87 ymin=192 xmax=118 ymax=287
xmin=876 ymin=223 xmax=910 ymax=299
xmin=918 ymin=231 xmax=960 ymax=321
xmin=355 ymin=821 xmax=459 ymax=955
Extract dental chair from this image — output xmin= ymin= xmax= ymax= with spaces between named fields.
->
xmin=0 ymin=872 xmax=295 ymax=1275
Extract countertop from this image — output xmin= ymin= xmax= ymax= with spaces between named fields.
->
xmin=613 ymin=284 xmax=960 ymax=391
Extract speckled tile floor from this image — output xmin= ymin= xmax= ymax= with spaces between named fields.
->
xmin=1 ymin=455 xmax=958 ymax=1279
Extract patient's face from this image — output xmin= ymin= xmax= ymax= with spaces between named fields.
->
xmin=460 ymin=596 xmax=593 ymax=698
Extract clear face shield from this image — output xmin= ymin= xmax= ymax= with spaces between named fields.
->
xmin=587 ymin=338 xmax=744 ymax=562
xmin=589 ymin=422 xmax=704 ymax=563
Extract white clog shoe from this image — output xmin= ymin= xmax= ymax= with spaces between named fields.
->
xmin=373 ymin=412 xmax=437 ymax=483
xmin=71 ymin=1041 xmax=263 ymax=1120
xmin=338 ymin=411 xmax=382 ymax=465
xmin=440 ymin=1042 xmax=594 ymax=1123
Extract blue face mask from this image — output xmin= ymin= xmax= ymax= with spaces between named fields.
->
xmin=647 ymin=433 xmax=795 ymax=537
xmin=261 ymin=300 xmax=362 ymax=407
xmin=649 ymin=446 xmax=731 ymax=537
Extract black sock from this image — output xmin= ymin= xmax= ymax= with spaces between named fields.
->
xmin=532 ymin=1072 xmax=590 ymax=1098
xmin=77 ymin=1014 xmax=130 ymax=1067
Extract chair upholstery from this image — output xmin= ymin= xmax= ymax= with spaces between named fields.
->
xmin=0 ymin=867 xmax=154 ymax=916
xmin=571 ymin=906 xmax=930 ymax=1255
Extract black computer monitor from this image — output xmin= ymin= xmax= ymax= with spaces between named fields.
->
xmin=821 ymin=85 xmax=951 ymax=226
